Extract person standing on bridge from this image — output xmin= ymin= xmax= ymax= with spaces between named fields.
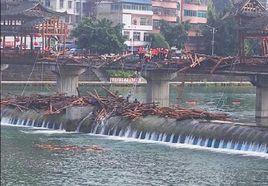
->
xmin=145 ymin=49 xmax=152 ymax=62
xmin=138 ymin=46 xmax=145 ymax=60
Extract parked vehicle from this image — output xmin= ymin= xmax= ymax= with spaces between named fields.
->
xmin=69 ymin=48 xmax=83 ymax=56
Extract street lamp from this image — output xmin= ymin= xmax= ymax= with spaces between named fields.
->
xmin=206 ymin=25 xmax=217 ymax=56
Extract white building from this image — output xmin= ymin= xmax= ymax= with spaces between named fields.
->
xmin=41 ymin=0 xmax=90 ymax=27
xmin=97 ymin=0 xmax=153 ymax=51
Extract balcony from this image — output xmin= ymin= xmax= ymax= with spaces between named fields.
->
xmin=122 ymin=9 xmax=153 ymax=15
xmin=123 ymin=25 xmax=153 ymax=31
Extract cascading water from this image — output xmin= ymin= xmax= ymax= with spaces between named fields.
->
xmin=2 ymin=108 xmax=268 ymax=154
xmin=1 ymin=117 xmax=64 ymax=130
xmin=86 ymin=116 xmax=268 ymax=153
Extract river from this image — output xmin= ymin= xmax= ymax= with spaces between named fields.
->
xmin=1 ymin=84 xmax=268 ymax=185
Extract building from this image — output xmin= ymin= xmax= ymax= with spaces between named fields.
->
xmin=182 ymin=0 xmax=207 ymax=24
xmin=152 ymin=0 xmax=181 ymax=31
xmin=1 ymin=1 xmax=68 ymax=52
xmin=181 ymin=0 xmax=208 ymax=52
xmin=41 ymin=0 xmax=90 ymax=27
xmin=97 ymin=0 xmax=153 ymax=51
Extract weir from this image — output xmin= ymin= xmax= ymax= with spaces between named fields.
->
xmin=142 ymin=71 xmax=177 ymax=107
xmin=1 ymin=108 xmax=268 ymax=154
xmin=251 ymin=75 xmax=268 ymax=119
xmin=51 ymin=65 xmax=87 ymax=96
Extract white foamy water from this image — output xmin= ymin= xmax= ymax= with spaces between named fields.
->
xmin=2 ymin=116 xmax=268 ymax=158
xmin=89 ymin=133 xmax=268 ymax=159
xmin=21 ymin=129 xmax=68 ymax=134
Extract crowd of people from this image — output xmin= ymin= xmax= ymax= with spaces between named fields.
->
xmin=137 ymin=47 xmax=170 ymax=62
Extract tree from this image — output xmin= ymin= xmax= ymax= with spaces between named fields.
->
xmin=150 ymin=33 xmax=170 ymax=49
xmin=72 ymin=18 xmax=125 ymax=54
xmin=159 ymin=20 xmax=190 ymax=50
xmin=202 ymin=1 xmax=237 ymax=56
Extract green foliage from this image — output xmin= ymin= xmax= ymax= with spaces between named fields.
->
xmin=244 ymin=39 xmax=262 ymax=56
xmin=150 ymin=33 xmax=170 ymax=49
xmin=108 ymin=70 xmax=135 ymax=78
xmin=202 ymin=2 xmax=237 ymax=56
xmin=159 ymin=20 xmax=190 ymax=49
xmin=72 ymin=18 xmax=125 ymax=54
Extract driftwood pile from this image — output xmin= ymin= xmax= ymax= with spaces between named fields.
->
xmin=180 ymin=52 xmax=239 ymax=73
xmin=91 ymin=88 xmax=228 ymax=122
xmin=0 ymin=93 xmax=94 ymax=115
xmin=1 ymin=89 xmax=228 ymax=121
xmin=36 ymin=144 xmax=105 ymax=152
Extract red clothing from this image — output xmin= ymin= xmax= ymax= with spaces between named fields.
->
xmin=138 ymin=47 xmax=145 ymax=54
xmin=152 ymin=48 xmax=158 ymax=56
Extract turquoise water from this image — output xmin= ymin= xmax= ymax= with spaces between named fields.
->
xmin=1 ymin=84 xmax=268 ymax=185
xmin=1 ymin=83 xmax=257 ymax=123
xmin=1 ymin=126 xmax=268 ymax=185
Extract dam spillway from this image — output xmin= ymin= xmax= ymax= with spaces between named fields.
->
xmin=1 ymin=109 xmax=268 ymax=154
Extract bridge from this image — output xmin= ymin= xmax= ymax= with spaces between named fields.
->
xmin=1 ymin=0 xmax=268 ymax=119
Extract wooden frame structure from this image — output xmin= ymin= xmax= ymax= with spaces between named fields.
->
xmin=231 ymin=0 xmax=268 ymax=62
xmin=1 ymin=1 xmax=68 ymax=54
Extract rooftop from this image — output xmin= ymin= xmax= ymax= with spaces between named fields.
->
xmin=227 ymin=0 xmax=266 ymax=18
xmin=1 ymin=1 xmax=66 ymax=18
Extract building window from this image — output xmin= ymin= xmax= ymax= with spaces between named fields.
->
xmin=153 ymin=7 xmax=176 ymax=16
xmin=60 ymin=0 xmax=64 ymax=9
xmin=140 ymin=18 xmax=146 ymax=25
xmin=153 ymin=20 xmax=160 ymax=29
xmin=177 ymin=2 xmax=180 ymax=10
xmin=123 ymin=31 xmax=130 ymax=40
xmin=111 ymin=4 xmax=121 ymax=11
xmin=68 ymin=1 xmax=72 ymax=9
xmin=71 ymin=15 xmax=75 ymax=23
xmin=76 ymin=15 xmax=80 ymax=22
xmin=76 ymin=2 xmax=80 ymax=13
xmin=132 ymin=19 xmax=137 ymax=25
xmin=65 ymin=15 xmax=69 ymax=23
xmin=197 ymin=10 xmax=207 ymax=18
xmin=140 ymin=17 xmax=152 ymax=26
xmin=122 ymin=3 xmax=151 ymax=11
xmin=133 ymin=32 xmax=140 ymax=41
xmin=184 ymin=9 xmax=197 ymax=17
xmin=45 ymin=0 xmax=50 ymax=7
xmin=144 ymin=33 xmax=150 ymax=42
xmin=83 ymin=2 xmax=87 ymax=14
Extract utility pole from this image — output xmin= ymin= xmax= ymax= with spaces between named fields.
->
xmin=206 ymin=25 xmax=217 ymax=56
xmin=130 ymin=26 xmax=134 ymax=54
xmin=80 ymin=0 xmax=83 ymax=22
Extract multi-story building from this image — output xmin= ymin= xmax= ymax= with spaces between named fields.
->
xmin=182 ymin=0 xmax=207 ymax=24
xmin=97 ymin=0 xmax=153 ymax=51
xmin=181 ymin=0 xmax=208 ymax=52
xmin=152 ymin=0 xmax=181 ymax=31
xmin=41 ymin=0 xmax=90 ymax=27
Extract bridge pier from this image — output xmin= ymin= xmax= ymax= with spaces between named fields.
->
xmin=142 ymin=71 xmax=177 ymax=107
xmin=251 ymin=75 xmax=268 ymax=119
xmin=51 ymin=65 xmax=86 ymax=96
